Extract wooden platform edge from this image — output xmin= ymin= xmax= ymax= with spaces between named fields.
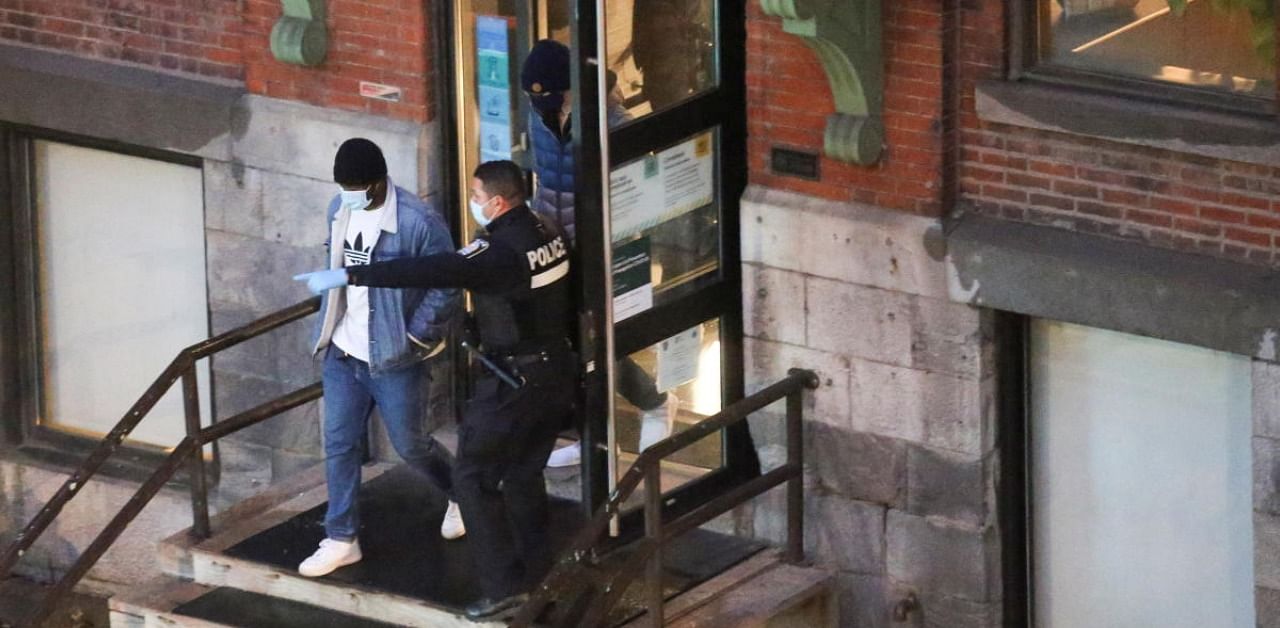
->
xmin=107 ymin=575 xmax=233 ymax=628
xmin=187 ymin=548 xmax=502 ymax=628
xmin=663 ymin=562 xmax=837 ymax=628
xmin=157 ymin=463 xmax=393 ymax=578
xmin=647 ymin=549 xmax=786 ymax=624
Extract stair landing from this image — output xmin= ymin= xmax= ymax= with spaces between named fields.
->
xmin=122 ymin=462 xmax=765 ymax=626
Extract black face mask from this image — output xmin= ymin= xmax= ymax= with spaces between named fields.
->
xmin=529 ymin=91 xmax=565 ymax=115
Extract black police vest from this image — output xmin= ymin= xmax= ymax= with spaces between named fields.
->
xmin=473 ymin=208 xmax=572 ymax=354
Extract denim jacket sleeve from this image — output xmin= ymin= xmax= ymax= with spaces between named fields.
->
xmin=406 ymin=204 xmax=461 ymax=344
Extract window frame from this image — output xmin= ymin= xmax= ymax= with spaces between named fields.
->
xmin=1008 ymin=1 xmax=1279 ymax=118
xmin=0 ymin=123 xmax=209 ymax=482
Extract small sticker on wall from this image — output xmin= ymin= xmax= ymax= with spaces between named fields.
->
xmin=359 ymin=81 xmax=403 ymax=102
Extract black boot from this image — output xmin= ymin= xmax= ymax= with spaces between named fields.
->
xmin=465 ymin=593 xmax=529 ymax=621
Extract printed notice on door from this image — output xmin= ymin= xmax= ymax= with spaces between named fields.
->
xmin=612 ymin=237 xmax=653 ymax=322
xmin=657 ymin=324 xmax=703 ymax=393
xmin=610 ymin=131 xmax=714 ymax=242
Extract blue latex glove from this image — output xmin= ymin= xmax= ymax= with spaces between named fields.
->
xmin=293 ymin=268 xmax=349 ymax=294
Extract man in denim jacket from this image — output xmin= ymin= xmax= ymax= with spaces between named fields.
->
xmin=297 ymin=138 xmax=464 ymax=578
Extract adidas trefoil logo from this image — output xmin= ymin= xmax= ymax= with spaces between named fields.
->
xmin=344 ymin=232 xmax=373 ymax=266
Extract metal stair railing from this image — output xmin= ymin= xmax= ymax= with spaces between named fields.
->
xmin=512 ymin=368 xmax=820 ymax=628
xmin=0 ymin=297 xmax=322 ymax=627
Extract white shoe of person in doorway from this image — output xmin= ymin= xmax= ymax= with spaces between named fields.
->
xmin=546 ymin=441 xmax=581 ymax=468
xmin=547 ymin=393 xmax=680 ymax=467
xmin=638 ymin=393 xmax=679 ymax=452
xmin=441 ymin=500 xmax=466 ymax=540
xmin=298 ymin=538 xmax=361 ymax=577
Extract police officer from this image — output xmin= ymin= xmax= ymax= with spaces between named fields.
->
xmin=295 ymin=160 xmax=573 ymax=621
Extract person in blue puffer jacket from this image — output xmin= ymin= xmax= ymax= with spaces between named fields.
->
xmin=520 ymin=40 xmax=679 ymax=468
xmin=521 ymin=39 xmax=630 ymax=244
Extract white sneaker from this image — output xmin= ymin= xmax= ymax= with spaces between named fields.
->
xmin=298 ymin=538 xmax=361 ymax=577
xmin=638 ymin=393 xmax=679 ymax=452
xmin=546 ymin=442 xmax=581 ymax=468
xmin=441 ymin=500 xmax=466 ymax=540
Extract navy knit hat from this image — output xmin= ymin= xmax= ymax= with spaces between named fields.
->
xmin=333 ymin=138 xmax=387 ymax=185
xmin=521 ymin=39 xmax=571 ymax=97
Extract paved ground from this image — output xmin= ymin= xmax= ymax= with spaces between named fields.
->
xmin=0 ymin=577 xmax=107 ymax=628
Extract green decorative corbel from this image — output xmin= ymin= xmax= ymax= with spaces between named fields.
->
xmin=270 ymin=0 xmax=327 ymax=66
xmin=760 ymin=0 xmax=883 ymax=165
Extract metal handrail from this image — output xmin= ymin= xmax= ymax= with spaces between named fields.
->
xmin=0 ymin=297 xmax=322 ymax=627
xmin=512 ymin=367 xmax=820 ymax=628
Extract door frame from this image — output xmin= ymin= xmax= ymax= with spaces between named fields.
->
xmin=569 ymin=0 xmax=757 ymax=532
xmin=440 ymin=0 xmax=757 ymax=533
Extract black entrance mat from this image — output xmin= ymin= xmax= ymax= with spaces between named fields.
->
xmin=225 ymin=465 xmax=764 ymax=614
xmin=173 ymin=587 xmax=403 ymax=628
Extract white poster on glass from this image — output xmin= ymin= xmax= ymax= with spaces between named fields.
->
xmin=610 ymin=131 xmax=713 ymax=242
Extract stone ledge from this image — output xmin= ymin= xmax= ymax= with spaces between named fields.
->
xmin=975 ymin=79 xmax=1280 ymax=168
xmin=0 ymin=42 xmax=241 ymax=160
xmin=0 ymin=43 xmax=427 ymax=188
xmin=946 ymin=213 xmax=1280 ymax=362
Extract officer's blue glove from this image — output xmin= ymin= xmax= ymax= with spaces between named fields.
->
xmin=292 ymin=268 xmax=349 ymax=294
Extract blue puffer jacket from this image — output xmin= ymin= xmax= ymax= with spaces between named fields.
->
xmin=528 ymin=104 xmax=630 ymax=245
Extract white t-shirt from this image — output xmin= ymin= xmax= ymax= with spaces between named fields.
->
xmin=331 ymin=203 xmax=385 ymax=362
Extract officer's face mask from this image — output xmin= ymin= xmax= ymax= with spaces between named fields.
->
xmin=339 ymin=185 xmax=373 ymax=211
xmin=470 ymin=196 xmax=495 ymax=227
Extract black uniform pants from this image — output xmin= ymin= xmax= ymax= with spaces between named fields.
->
xmin=455 ymin=349 xmax=575 ymax=600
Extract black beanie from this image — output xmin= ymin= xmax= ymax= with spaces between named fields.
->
xmin=521 ymin=39 xmax=571 ymax=95
xmin=333 ymin=138 xmax=387 ymax=185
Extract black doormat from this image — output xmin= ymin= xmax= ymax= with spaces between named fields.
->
xmin=225 ymin=465 xmax=764 ymax=615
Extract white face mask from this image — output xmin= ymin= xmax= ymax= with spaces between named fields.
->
xmin=339 ymin=186 xmax=372 ymax=211
xmin=469 ymin=197 xmax=492 ymax=227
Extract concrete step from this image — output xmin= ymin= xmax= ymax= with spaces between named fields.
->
xmin=109 ymin=577 xmax=230 ymax=628
xmin=108 ymin=575 xmax=408 ymax=628
xmin=621 ymin=550 xmax=837 ymax=628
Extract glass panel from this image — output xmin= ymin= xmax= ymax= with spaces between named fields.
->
xmin=615 ymin=319 xmax=724 ymax=502
xmin=1039 ymin=0 xmax=1276 ymax=99
xmin=35 ymin=140 xmax=211 ymax=448
xmin=454 ymin=0 xmax=525 ymax=244
xmin=1030 ymin=320 xmax=1254 ymax=627
xmin=606 ymin=0 xmax=718 ymax=121
xmin=610 ymin=129 xmax=719 ymax=315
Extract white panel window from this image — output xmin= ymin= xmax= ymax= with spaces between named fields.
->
xmin=35 ymin=140 xmax=210 ymax=448
xmin=1031 ymin=320 xmax=1254 ymax=628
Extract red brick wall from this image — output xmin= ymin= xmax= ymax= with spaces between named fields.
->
xmin=0 ymin=0 xmax=434 ymax=123
xmin=747 ymin=2 xmax=949 ymax=216
xmin=749 ymin=0 xmax=1280 ymax=266
xmin=0 ymin=0 xmax=242 ymax=80
xmin=957 ymin=2 xmax=1280 ymax=266
xmin=242 ymin=0 xmax=434 ymax=123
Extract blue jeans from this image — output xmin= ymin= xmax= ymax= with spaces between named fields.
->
xmin=322 ymin=346 xmax=455 ymax=541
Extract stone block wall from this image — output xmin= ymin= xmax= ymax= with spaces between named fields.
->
xmin=739 ymin=185 xmax=1001 ymax=627
xmin=0 ymin=45 xmax=451 ymax=586
xmin=201 ymin=94 xmax=446 ymax=500
xmin=0 ymin=459 xmax=190 ymax=592
xmin=1253 ymin=361 xmax=1280 ymax=627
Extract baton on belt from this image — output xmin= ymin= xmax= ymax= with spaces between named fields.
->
xmin=460 ymin=341 xmax=526 ymax=390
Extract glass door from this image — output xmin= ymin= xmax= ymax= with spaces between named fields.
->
xmin=571 ymin=0 xmax=754 ymax=527
xmin=449 ymin=0 xmax=753 ymax=529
